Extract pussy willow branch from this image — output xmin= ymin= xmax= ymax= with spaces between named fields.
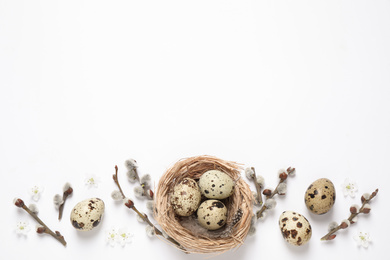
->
xmin=113 ymin=166 xmax=186 ymax=252
xmin=250 ymin=167 xmax=263 ymax=206
xmin=321 ymin=189 xmax=378 ymax=241
xmin=256 ymin=167 xmax=294 ymax=219
xmin=14 ymin=199 xmax=66 ymax=246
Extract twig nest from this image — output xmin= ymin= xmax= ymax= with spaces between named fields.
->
xmin=154 ymin=155 xmax=253 ymax=254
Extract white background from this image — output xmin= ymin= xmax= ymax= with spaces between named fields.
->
xmin=0 ymin=0 xmax=389 ymax=259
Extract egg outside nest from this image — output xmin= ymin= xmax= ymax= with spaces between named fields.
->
xmin=70 ymin=198 xmax=105 ymax=231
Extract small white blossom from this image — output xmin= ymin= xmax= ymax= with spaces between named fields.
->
xmin=29 ymin=185 xmax=44 ymax=201
xmin=85 ymin=174 xmax=100 ymax=188
xmin=116 ymin=228 xmax=133 ymax=246
xmin=111 ymin=190 xmax=123 ymax=201
xmin=264 ymin=198 xmax=277 ymax=210
xmin=342 ymin=178 xmax=358 ymax=197
xmin=105 ymin=228 xmax=118 ymax=247
xmin=134 ymin=186 xmax=144 ymax=199
xmin=28 ymin=204 xmax=39 ymax=215
xmin=245 ymin=167 xmax=255 ymax=179
xmin=276 ymin=183 xmax=287 ymax=194
xmin=256 ymin=175 xmax=265 ymax=187
xmin=15 ymin=221 xmax=31 ymax=235
xmin=354 ymin=231 xmax=371 ymax=248
xmin=328 ymin=221 xmax=339 ymax=231
xmin=145 ymin=226 xmax=155 ymax=237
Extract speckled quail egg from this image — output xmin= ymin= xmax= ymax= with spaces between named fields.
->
xmin=198 ymin=170 xmax=234 ymax=199
xmin=279 ymin=211 xmax=312 ymax=246
xmin=70 ymin=198 xmax=105 ymax=231
xmin=197 ymin=199 xmax=228 ymax=230
xmin=305 ymin=178 xmax=336 ymax=215
xmin=170 ymin=178 xmax=201 ymax=216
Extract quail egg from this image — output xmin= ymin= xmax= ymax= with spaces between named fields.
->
xmin=199 ymin=170 xmax=234 ymax=199
xmin=70 ymin=198 xmax=105 ymax=231
xmin=279 ymin=211 xmax=312 ymax=246
xmin=171 ymin=178 xmax=201 ymax=216
xmin=197 ymin=199 xmax=228 ymax=230
xmin=305 ymin=178 xmax=336 ymax=215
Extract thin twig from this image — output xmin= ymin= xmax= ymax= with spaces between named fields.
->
xmin=321 ymin=189 xmax=378 ymax=241
xmin=14 ymin=199 xmax=66 ymax=246
xmin=250 ymin=167 xmax=263 ymax=206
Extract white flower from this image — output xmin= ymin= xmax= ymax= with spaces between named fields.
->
xmin=354 ymin=231 xmax=371 ymax=248
xmin=342 ymin=178 xmax=358 ymax=197
xmin=15 ymin=221 xmax=31 ymax=235
xmin=105 ymin=228 xmax=118 ymax=247
xmin=245 ymin=167 xmax=254 ymax=179
xmin=116 ymin=228 xmax=133 ymax=246
xmin=29 ymin=185 xmax=44 ymax=201
xmin=85 ymin=174 xmax=100 ymax=188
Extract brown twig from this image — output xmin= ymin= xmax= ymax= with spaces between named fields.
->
xmin=14 ymin=198 xmax=66 ymax=246
xmin=250 ymin=167 xmax=263 ymax=206
xmin=321 ymin=189 xmax=378 ymax=241
xmin=112 ymin=165 xmax=186 ymax=252
xmin=256 ymin=167 xmax=294 ymax=219
xmin=58 ymin=185 xmax=73 ymax=220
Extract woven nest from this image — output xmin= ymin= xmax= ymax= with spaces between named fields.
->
xmin=154 ymin=155 xmax=253 ymax=254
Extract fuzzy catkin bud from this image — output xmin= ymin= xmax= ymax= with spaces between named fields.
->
xmin=340 ymin=219 xmax=350 ymax=229
xmin=279 ymin=172 xmax=288 ymax=181
xmin=111 ymin=190 xmax=123 ymax=201
xmin=28 ymin=204 xmax=39 ymax=215
xmin=263 ymin=189 xmax=272 ymax=196
xmin=140 ymin=174 xmax=151 ymax=188
xmin=134 ymin=186 xmax=144 ymax=199
xmin=125 ymin=159 xmax=138 ymax=170
xmin=264 ymin=198 xmax=277 ymax=209
xmin=277 ymin=183 xmax=287 ymax=195
xmin=362 ymin=204 xmax=371 ymax=214
xmin=14 ymin=198 xmax=24 ymax=207
xmin=287 ymin=167 xmax=296 ymax=176
xmin=36 ymin=225 xmax=46 ymax=234
xmin=146 ymin=201 xmax=154 ymax=212
xmin=256 ymin=175 xmax=265 ymax=187
xmin=328 ymin=221 xmax=339 ymax=232
xmin=361 ymin=193 xmax=370 ymax=203
xmin=124 ymin=198 xmax=134 ymax=208
xmin=350 ymin=204 xmax=359 ymax=214
xmin=145 ymin=226 xmax=155 ymax=237
xmin=245 ymin=167 xmax=255 ymax=179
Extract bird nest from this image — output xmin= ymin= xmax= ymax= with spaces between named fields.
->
xmin=154 ymin=155 xmax=254 ymax=254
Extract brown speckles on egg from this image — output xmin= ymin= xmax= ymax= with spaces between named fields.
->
xmin=171 ymin=178 xmax=201 ymax=217
xmin=199 ymin=170 xmax=235 ymax=199
xmin=197 ymin=199 xmax=227 ymax=230
xmin=70 ymin=198 xmax=105 ymax=231
xmin=305 ymin=178 xmax=336 ymax=215
xmin=279 ymin=211 xmax=312 ymax=246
